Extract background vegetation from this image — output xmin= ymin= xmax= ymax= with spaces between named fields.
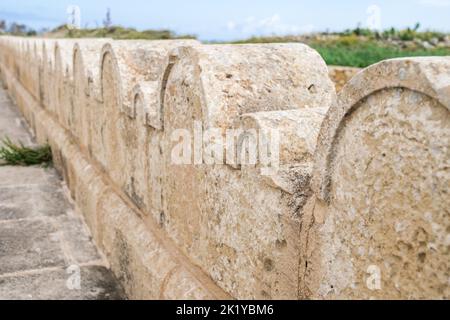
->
xmin=45 ymin=24 xmax=196 ymax=40
xmin=0 ymin=15 xmax=448 ymax=68
xmin=231 ymin=24 xmax=450 ymax=67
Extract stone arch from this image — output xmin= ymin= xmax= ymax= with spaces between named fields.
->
xmin=100 ymin=41 xmax=198 ymax=215
xmin=116 ymin=49 xmax=171 ymax=213
xmin=54 ymin=41 xmax=77 ymax=130
xmin=73 ymin=45 xmax=86 ymax=98
xmin=74 ymin=40 xmax=110 ymax=100
xmin=158 ymin=54 xmax=178 ymax=130
xmin=72 ymin=43 xmax=90 ymax=147
xmin=306 ymin=57 xmax=450 ymax=299
xmin=161 ymin=43 xmax=336 ymax=299
xmin=71 ymin=40 xmax=109 ymax=156
xmin=31 ymin=41 xmax=41 ymax=100
xmin=100 ymin=44 xmax=124 ymax=106
xmin=160 ymin=45 xmax=207 ymax=236
xmin=132 ymin=82 xmax=161 ymax=128
xmin=119 ymin=87 xmax=151 ymax=211
xmin=98 ymin=43 xmax=124 ymax=184
xmin=41 ymin=41 xmax=55 ymax=111
xmin=24 ymin=41 xmax=37 ymax=99
xmin=54 ymin=44 xmax=65 ymax=125
xmin=132 ymin=84 xmax=146 ymax=123
xmin=123 ymin=55 xmax=180 ymax=219
xmin=312 ymin=57 xmax=450 ymax=202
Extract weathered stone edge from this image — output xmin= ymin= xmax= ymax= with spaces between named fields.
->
xmin=0 ymin=65 xmax=232 ymax=300
xmin=312 ymin=57 xmax=450 ymax=202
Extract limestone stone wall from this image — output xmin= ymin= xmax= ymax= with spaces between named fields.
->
xmin=308 ymin=57 xmax=450 ymax=299
xmin=0 ymin=36 xmax=448 ymax=300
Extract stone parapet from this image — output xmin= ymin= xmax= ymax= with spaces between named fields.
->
xmin=0 ymin=36 xmax=448 ymax=299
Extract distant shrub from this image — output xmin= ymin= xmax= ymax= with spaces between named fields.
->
xmin=310 ymin=40 xmax=450 ymax=68
xmin=335 ymin=35 xmax=360 ymax=46
xmin=227 ymin=24 xmax=449 ymax=68
xmin=62 ymin=25 xmax=196 ymax=40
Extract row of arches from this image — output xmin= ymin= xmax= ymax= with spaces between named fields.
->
xmin=3 ymin=37 xmax=446 ymax=299
xmin=0 ymin=36 xmax=339 ymax=299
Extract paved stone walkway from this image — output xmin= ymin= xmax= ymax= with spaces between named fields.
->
xmin=0 ymin=87 xmax=124 ymax=300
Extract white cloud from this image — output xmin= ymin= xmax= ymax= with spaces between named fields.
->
xmin=226 ymin=14 xmax=314 ymax=37
xmin=418 ymin=0 xmax=450 ymax=7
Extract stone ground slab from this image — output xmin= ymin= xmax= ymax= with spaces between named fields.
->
xmin=0 ymin=87 xmax=125 ymax=300
xmin=0 ymin=266 xmax=124 ymax=300
xmin=0 ymin=219 xmax=66 ymax=274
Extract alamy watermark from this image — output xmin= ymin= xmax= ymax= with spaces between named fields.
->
xmin=366 ymin=4 xmax=382 ymax=31
xmin=366 ymin=265 xmax=382 ymax=291
xmin=66 ymin=265 xmax=81 ymax=290
xmin=67 ymin=5 xmax=81 ymax=30
xmin=170 ymin=121 xmax=280 ymax=176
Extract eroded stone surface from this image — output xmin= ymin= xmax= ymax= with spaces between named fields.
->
xmin=0 ymin=36 xmax=448 ymax=300
xmin=309 ymin=89 xmax=449 ymax=299
xmin=0 ymin=266 xmax=124 ymax=300
xmin=305 ymin=58 xmax=450 ymax=299
xmin=160 ymin=43 xmax=335 ymax=299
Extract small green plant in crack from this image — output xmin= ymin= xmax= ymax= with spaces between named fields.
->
xmin=0 ymin=137 xmax=52 ymax=166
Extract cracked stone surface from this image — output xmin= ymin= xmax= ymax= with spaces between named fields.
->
xmin=0 ymin=87 xmax=125 ymax=300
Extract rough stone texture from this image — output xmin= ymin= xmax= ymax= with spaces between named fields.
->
xmin=306 ymin=57 xmax=450 ymax=299
xmin=0 ymin=37 xmax=232 ymax=300
xmin=160 ymin=44 xmax=335 ymax=299
xmin=0 ymin=36 xmax=448 ymax=300
xmin=0 ymin=87 xmax=124 ymax=300
xmin=328 ymin=66 xmax=361 ymax=92
xmin=0 ymin=266 xmax=124 ymax=300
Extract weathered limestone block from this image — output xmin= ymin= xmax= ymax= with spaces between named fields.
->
xmin=31 ymin=40 xmax=43 ymax=101
xmin=239 ymin=108 xmax=328 ymax=170
xmin=0 ymin=59 xmax=230 ymax=300
xmin=18 ymin=41 xmax=36 ymax=96
xmin=73 ymin=40 xmax=111 ymax=148
xmin=99 ymin=40 xmax=199 ymax=216
xmin=161 ymin=44 xmax=336 ymax=299
xmin=40 ymin=40 xmax=57 ymax=113
xmin=15 ymin=39 xmax=45 ymax=109
xmin=101 ymin=40 xmax=199 ymax=114
xmin=15 ymin=39 xmax=28 ymax=85
xmin=53 ymin=39 xmax=78 ymax=131
xmin=0 ymin=38 xmax=33 ymax=122
xmin=305 ymin=57 xmax=450 ymax=299
xmin=1 ymin=37 xmax=230 ymax=300
xmin=0 ymin=38 xmax=17 ymax=92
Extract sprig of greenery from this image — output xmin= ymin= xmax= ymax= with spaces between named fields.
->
xmin=0 ymin=137 xmax=52 ymax=166
xmin=310 ymin=41 xmax=450 ymax=68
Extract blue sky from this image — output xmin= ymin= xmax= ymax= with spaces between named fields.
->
xmin=0 ymin=0 xmax=449 ymax=40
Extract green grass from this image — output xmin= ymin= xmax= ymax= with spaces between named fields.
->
xmin=60 ymin=25 xmax=196 ymax=40
xmin=310 ymin=40 xmax=450 ymax=68
xmin=229 ymin=34 xmax=450 ymax=68
xmin=13 ymin=24 xmax=450 ymax=68
xmin=0 ymin=137 xmax=52 ymax=166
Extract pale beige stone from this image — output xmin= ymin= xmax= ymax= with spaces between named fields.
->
xmin=160 ymin=43 xmax=336 ymax=299
xmin=307 ymin=57 xmax=450 ymax=299
xmin=0 ymin=37 xmax=230 ymax=300
xmin=1 ymin=36 xmax=448 ymax=300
